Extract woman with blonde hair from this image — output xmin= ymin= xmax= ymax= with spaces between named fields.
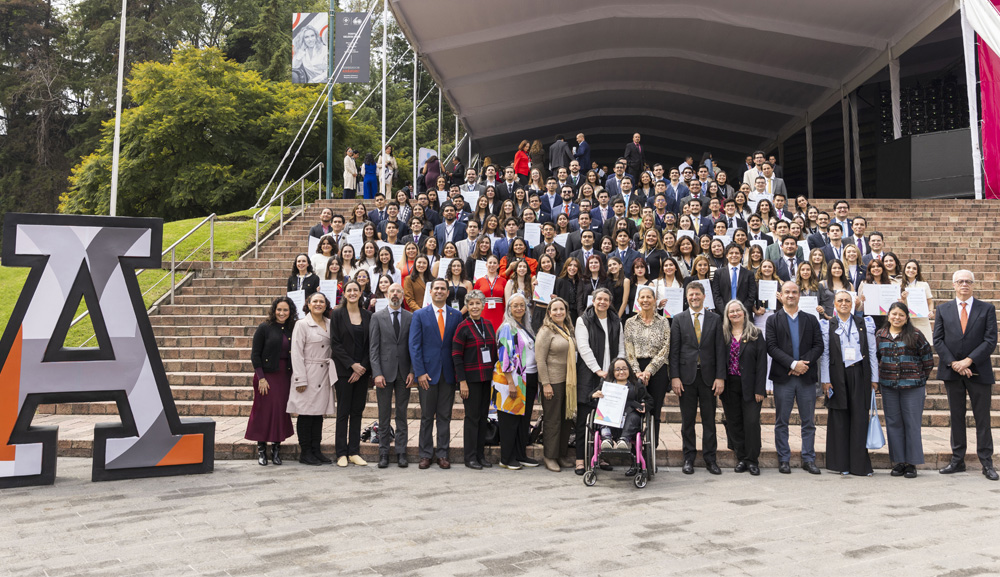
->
xmin=535 ymin=297 xmax=578 ymax=472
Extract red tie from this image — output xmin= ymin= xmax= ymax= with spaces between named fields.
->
xmin=961 ymin=302 xmax=968 ymax=334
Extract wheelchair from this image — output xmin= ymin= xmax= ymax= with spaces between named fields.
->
xmin=582 ymin=408 xmax=657 ymax=488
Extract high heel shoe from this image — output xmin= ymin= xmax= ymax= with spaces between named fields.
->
xmin=270 ymin=443 xmax=282 ymax=466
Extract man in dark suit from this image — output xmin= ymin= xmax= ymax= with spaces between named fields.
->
xmin=415 ymin=193 xmax=441 ymax=227
xmin=376 ymin=202 xmax=410 ymax=240
xmin=549 ymin=135 xmax=573 ymax=172
xmin=623 ymin=132 xmax=645 ymax=180
xmin=602 ymin=198 xmax=637 ymax=239
xmin=433 ymin=203 xmax=467 ymax=250
xmin=820 ymin=222 xmax=846 ymax=264
xmin=493 ymin=218 xmax=521 ymax=259
xmin=409 ymin=279 xmax=464 ymax=469
xmin=719 ymin=199 xmax=747 ymax=232
xmin=532 ymin=222 xmax=567 ymax=261
xmin=612 ymin=175 xmax=645 ymax=211
xmin=565 ymin=213 xmax=602 ymax=254
xmin=604 ymin=162 xmax=625 ymax=198
xmin=766 ymin=281 xmax=825 ymax=474
xmin=831 ymin=200 xmax=853 ymax=238
xmin=807 ymin=211 xmax=832 ymax=249
xmin=669 ymin=282 xmax=727 ymax=475
xmin=847 ymin=216 xmax=870 ymax=256
xmin=610 ymin=230 xmax=640 ymax=276
xmin=496 ymin=167 xmax=519 ymax=201
xmin=370 ymin=283 xmax=414 ymax=468
xmin=367 ymin=194 xmax=387 ymax=226
xmin=746 ymin=215 xmax=772 ymax=245
xmin=934 ymin=269 xmax=999 ymax=480
xmin=400 ymin=217 xmax=428 ymax=246
xmin=554 ymin=185 xmax=580 ymax=220
xmin=773 ymin=236 xmax=803 ymax=282
xmin=574 ymin=133 xmax=590 ymax=171
xmin=568 ymin=230 xmax=605 ymax=267
xmin=539 ymin=177 xmax=562 ymax=216
xmin=712 ymin=245 xmax=758 ymax=315
xmin=590 ymin=190 xmax=613 ymax=231
xmin=567 ymin=160 xmax=585 ymax=194
xmin=309 ymin=207 xmax=335 ymax=239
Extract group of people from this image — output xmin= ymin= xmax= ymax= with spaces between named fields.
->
xmin=245 ymin=138 xmax=998 ymax=482
xmin=341 ymin=145 xmax=397 ymax=200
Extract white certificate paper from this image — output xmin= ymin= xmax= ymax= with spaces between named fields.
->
xmin=474 ymin=260 xmax=488 ymax=280
xmin=318 ymin=280 xmax=339 ymax=302
xmin=879 ymin=283 xmax=901 ymax=315
xmin=347 ymin=229 xmax=364 ymax=254
xmin=533 ymin=272 xmax=557 ymax=304
xmin=373 ymin=298 xmax=389 ymax=313
xmin=555 ymin=233 xmax=569 ymax=247
xmin=862 ymin=284 xmax=881 ymax=316
xmin=697 ymin=279 xmax=715 ymax=309
xmin=437 ymin=258 xmax=452 ymax=278
xmin=524 ymin=223 xmax=541 ymax=248
xmin=799 ymin=295 xmax=819 ymax=318
xmin=378 ymin=241 xmax=405 ymax=265
xmin=750 ymin=239 xmax=769 ymax=252
xmin=594 ymin=382 xmax=628 ymax=428
xmin=287 ymin=290 xmax=306 ymax=320
xmin=907 ymin=287 xmax=929 ymax=318
xmin=308 ymin=236 xmax=319 ymax=256
xmin=660 ymin=287 xmax=684 ymax=318
xmin=677 ymin=230 xmax=695 ymax=241
xmin=758 ymin=279 xmax=778 ymax=310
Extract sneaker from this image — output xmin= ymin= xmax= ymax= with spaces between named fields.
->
xmin=518 ymin=457 xmax=540 ymax=467
xmin=601 ymin=438 xmax=613 ymax=450
xmin=499 ymin=461 xmax=522 ymax=470
xmin=890 ymin=463 xmax=906 ymax=477
xmin=615 ymin=439 xmax=630 ymax=451
xmin=348 ymin=455 xmax=367 ymax=466
xmin=625 ymin=465 xmax=638 ymax=476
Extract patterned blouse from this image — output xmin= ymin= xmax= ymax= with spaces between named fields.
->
xmin=623 ymin=314 xmax=671 ymax=376
xmin=874 ymin=327 xmax=934 ymax=389
xmin=728 ymin=337 xmax=741 ymax=376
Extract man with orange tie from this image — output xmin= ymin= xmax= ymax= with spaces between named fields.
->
xmin=934 ymin=270 xmax=998 ymax=480
xmin=409 ymin=279 xmax=464 ymax=469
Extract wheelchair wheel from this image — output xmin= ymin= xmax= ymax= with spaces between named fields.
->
xmin=634 ymin=472 xmax=647 ymax=489
xmin=643 ymin=412 xmax=657 ymax=477
xmin=583 ymin=470 xmax=597 ymax=486
xmin=584 ymin=413 xmax=595 ymax=474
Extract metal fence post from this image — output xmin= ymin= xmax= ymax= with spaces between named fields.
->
xmin=170 ymin=247 xmax=176 ymax=305
xmin=279 ymin=194 xmax=284 ymax=236
xmin=209 ymin=217 xmax=215 ymax=269
xmin=254 ymin=218 xmax=259 ymax=258
xmin=301 ymin=179 xmax=305 ymax=215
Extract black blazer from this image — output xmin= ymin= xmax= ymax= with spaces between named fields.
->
xmin=668 ymin=308 xmax=726 ymax=387
xmin=733 ymin=335 xmax=768 ymax=402
xmin=934 ymin=299 xmax=998 ymax=384
xmin=329 ymin=307 xmax=373 ymax=380
xmin=553 ymin=277 xmax=580 ymax=322
xmin=823 ymin=314 xmax=873 ymax=410
xmin=765 ymin=309 xmax=824 ymax=384
xmin=250 ymin=321 xmax=294 ymax=374
xmin=711 ymin=265 xmax=758 ymax=316
xmin=287 ymin=273 xmax=320 ymax=299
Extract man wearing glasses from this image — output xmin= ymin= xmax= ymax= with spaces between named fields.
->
xmin=934 ymin=270 xmax=999 ymax=480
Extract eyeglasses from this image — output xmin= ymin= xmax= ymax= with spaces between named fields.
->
xmin=613 ymin=366 xmax=629 ymax=372
xmin=954 ymin=280 xmax=974 ymax=285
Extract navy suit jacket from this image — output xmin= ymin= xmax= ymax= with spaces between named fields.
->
xmin=934 ymin=299 xmax=998 ymax=384
xmin=552 ymin=202 xmax=581 ymax=220
xmin=574 ymin=140 xmax=591 ymax=169
xmin=604 ymin=175 xmax=623 ymax=197
xmin=409 ymin=304 xmax=463 ymax=384
xmin=611 ymin=247 xmax=640 ymax=276
xmin=765 ymin=309 xmax=824 ymax=384
xmin=493 ymin=235 xmax=520 ymax=259
xmin=539 ymin=193 xmax=562 ymax=215
xmin=434 ymin=221 xmax=467 ymax=248
xmin=590 ymin=206 xmax=613 ymax=231
xmin=367 ymin=209 xmax=386 ymax=227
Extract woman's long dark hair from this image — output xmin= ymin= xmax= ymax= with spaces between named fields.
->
xmin=364 ymin=153 xmax=375 ymax=165
xmin=266 ymin=296 xmax=297 ymax=327
xmin=885 ymin=301 xmax=921 ymax=348
xmin=290 ymin=253 xmax=313 ymax=276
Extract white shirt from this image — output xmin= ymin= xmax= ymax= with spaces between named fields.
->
xmin=956 ymin=296 xmax=975 ymax=309
xmin=575 ymin=315 xmax=625 ymax=374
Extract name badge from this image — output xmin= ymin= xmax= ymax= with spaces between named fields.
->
xmin=844 ymin=347 xmax=857 ymax=361
xmin=450 ymin=300 xmax=459 ymax=309
xmin=488 ymin=300 xmax=497 ymax=309
xmin=481 ymin=347 xmax=492 ymax=363
xmin=587 ymin=295 xmax=594 ymax=308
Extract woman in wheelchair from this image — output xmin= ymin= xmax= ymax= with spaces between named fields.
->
xmin=592 ymin=359 xmax=654 ymax=475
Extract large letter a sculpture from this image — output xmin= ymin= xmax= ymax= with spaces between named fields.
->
xmin=0 ymin=214 xmax=215 ymax=487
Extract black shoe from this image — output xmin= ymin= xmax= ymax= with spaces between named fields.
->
xmin=890 ymin=463 xmax=906 ymax=477
xmin=802 ymin=461 xmax=821 ymax=475
xmin=256 ymin=443 xmax=268 ymax=466
xmin=299 ymin=451 xmax=321 ymax=466
xmin=983 ymin=465 xmax=999 ymax=481
xmin=270 ymin=444 xmax=282 ymax=466
xmin=706 ymin=461 xmax=722 ymax=475
xmin=625 ymin=465 xmax=638 ymax=476
xmin=478 ymin=459 xmax=493 ymax=468
xmin=575 ymin=467 xmax=585 ymax=476
xmin=682 ymin=460 xmax=694 ymax=474
xmin=397 ymin=454 xmax=408 ymax=468
xmin=778 ymin=461 xmax=791 ymax=474
xmin=465 ymin=460 xmax=483 ymax=470
xmin=314 ymin=450 xmax=332 ymax=464
xmin=518 ymin=457 xmax=538 ymax=467
xmin=378 ymin=453 xmax=389 ymax=469
xmin=939 ymin=460 xmax=966 ymax=474
xmin=748 ymin=463 xmax=760 ymax=476
xmin=903 ymin=464 xmax=917 ymax=479
xmin=734 ymin=461 xmax=748 ymax=474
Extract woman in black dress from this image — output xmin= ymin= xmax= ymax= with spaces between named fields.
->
xmin=554 ymin=257 xmax=582 ymax=325
xmin=246 ymin=297 xmax=296 ymax=465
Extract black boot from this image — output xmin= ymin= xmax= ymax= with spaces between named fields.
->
xmin=298 ymin=417 xmax=320 ymax=465
xmin=271 ymin=443 xmax=282 ymax=466
xmin=257 ymin=442 xmax=268 ymax=466
xmin=313 ymin=416 xmax=331 ymax=463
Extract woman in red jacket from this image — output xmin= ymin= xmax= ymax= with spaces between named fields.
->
xmin=514 ymin=140 xmax=531 ymax=186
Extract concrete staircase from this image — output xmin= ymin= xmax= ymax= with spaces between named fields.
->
xmin=33 ymin=198 xmax=1000 ymax=469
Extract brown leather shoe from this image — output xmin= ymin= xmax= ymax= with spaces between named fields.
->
xmin=418 ymin=458 xmax=432 ymax=469
xmin=437 ymin=457 xmax=451 ymax=469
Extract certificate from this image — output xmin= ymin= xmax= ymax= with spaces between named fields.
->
xmin=696 ymin=279 xmax=715 ymax=309
xmin=677 ymin=230 xmax=695 ymax=241
xmin=474 ymin=260 xmax=488 ymax=280
xmin=555 ymin=233 xmax=569 ymax=247
xmin=907 ymin=286 xmax=930 ymax=318
xmin=318 ymin=280 xmax=339 ymax=302
xmin=437 ymin=257 xmax=453 ymax=278
xmin=373 ymin=298 xmax=389 ymax=313
xmin=799 ymin=295 xmax=819 ymax=318
xmin=378 ymin=241 xmax=405 ymax=265
xmin=660 ymin=287 xmax=684 ymax=318
xmin=879 ymin=283 xmax=901 ymax=315
xmin=758 ymin=279 xmax=778 ymax=310
xmin=524 ymin=223 xmax=541 ymax=248
xmin=533 ymin=272 xmax=557 ymax=304
xmin=716 ymin=234 xmax=731 ymax=247
xmin=798 ymin=240 xmax=810 ymax=256
xmin=347 ymin=229 xmax=364 ymax=254
xmin=423 ymin=281 xmax=432 ymax=308
xmin=462 ymin=190 xmax=480 ymax=210
xmin=593 ymin=382 xmax=628 ymax=428
xmin=287 ymin=289 xmax=306 ymax=320
xmin=307 ymin=235 xmax=319 ymax=256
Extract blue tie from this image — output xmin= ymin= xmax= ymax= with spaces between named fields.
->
xmin=730 ymin=267 xmax=738 ymax=301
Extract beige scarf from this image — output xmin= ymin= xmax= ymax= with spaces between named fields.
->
xmin=551 ymin=324 xmax=577 ymax=418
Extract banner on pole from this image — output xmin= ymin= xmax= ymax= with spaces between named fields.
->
xmin=334 ymin=12 xmax=372 ymax=83
xmin=292 ymin=13 xmax=329 ymax=84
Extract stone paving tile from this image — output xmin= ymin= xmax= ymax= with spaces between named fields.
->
xmin=2 ymin=458 xmax=1000 ymax=576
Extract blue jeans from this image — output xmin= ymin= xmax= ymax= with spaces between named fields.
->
xmin=773 ymin=376 xmax=816 ymax=462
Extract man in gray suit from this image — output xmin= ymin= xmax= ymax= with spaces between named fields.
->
xmin=369 ymin=283 xmax=415 ymax=468
xmin=762 ymin=162 xmax=787 ymax=198
xmin=549 ymin=135 xmax=573 ymax=171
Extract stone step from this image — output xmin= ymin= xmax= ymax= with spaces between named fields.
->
xmin=156 ymin=335 xmax=253 ymax=348
xmin=172 ymin=294 xmax=277 ymax=306
xmin=152 ymin=325 xmax=256 ymax=337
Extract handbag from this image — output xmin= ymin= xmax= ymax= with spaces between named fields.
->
xmin=866 ymin=390 xmax=886 ymax=450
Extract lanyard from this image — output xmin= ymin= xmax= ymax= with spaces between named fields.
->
xmin=469 ymin=318 xmax=486 ymax=341
xmin=591 ymin=278 xmax=599 ymax=290
xmin=487 ymin=275 xmax=499 ymax=295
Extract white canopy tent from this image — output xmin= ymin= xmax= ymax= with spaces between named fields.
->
xmin=387 ymin=0 xmax=1000 ymax=198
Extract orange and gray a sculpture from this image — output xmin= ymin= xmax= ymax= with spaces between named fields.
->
xmin=0 ymin=213 xmax=215 ymax=487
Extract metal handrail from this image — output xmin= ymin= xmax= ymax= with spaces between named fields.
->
xmin=251 ymin=163 xmax=324 ymax=258
xmin=68 ymin=213 xmax=218 ymax=343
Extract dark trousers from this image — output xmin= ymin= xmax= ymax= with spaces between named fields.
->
xmin=463 ymin=381 xmax=491 ymax=463
xmin=419 ymin=379 xmax=457 ymax=459
xmin=720 ymin=375 xmax=763 ymax=465
xmin=335 ymin=377 xmax=369 ymax=457
xmin=517 ymin=373 xmax=538 ymax=462
xmin=621 ymin=410 xmax=644 ymax=441
xmin=497 ymin=411 xmax=521 ymax=466
xmin=343 ymin=187 xmax=357 ymax=199
xmin=376 ymin=375 xmax=410 ymax=456
xmin=825 ymin=364 xmax=873 ymax=475
xmin=945 ymin=377 xmax=995 ymax=464
xmin=296 ymin=414 xmax=324 ymax=456
xmin=540 ymin=382 xmax=573 ymax=460
xmin=679 ymin=369 xmax=718 ymax=463
xmin=576 ymin=402 xmax=593 ymax=461
xmin=639 ymin=357 xmax=669 ymax=447
xmin=881 ymin=386 xmax=925 ymax=465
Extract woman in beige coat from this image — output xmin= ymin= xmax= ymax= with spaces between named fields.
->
xmin=288 ymin=291 xmax=337 ymax=465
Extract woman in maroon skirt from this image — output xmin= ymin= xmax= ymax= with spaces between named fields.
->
xmin=246 ymin=296 xmax=297 ymax=465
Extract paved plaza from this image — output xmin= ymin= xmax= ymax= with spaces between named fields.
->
xmin=2 ymin=457 xmax=999 ymax=576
